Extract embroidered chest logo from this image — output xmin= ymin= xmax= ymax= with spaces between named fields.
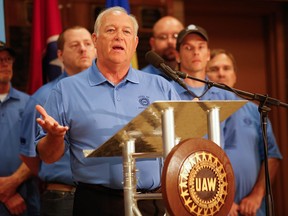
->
xmin=138 ymin=96 xmax=150 ymax=108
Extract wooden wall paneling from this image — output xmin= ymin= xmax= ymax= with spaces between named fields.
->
xmin=4 ymin=0 xmax=32 ymax=91
xmin=58 ymin=0 xmax=105 ymax=31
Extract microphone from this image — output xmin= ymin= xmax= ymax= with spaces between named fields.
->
xmin=145 ymin=51 xmax=189 ymax=91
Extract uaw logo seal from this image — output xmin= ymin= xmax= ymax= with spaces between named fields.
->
xmin=179 ymin=151 xmax=227 ymax=215
xmin=162 ymin=138 xmax=234 ymax=216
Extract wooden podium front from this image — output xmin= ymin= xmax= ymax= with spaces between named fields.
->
xmin=162 ymin=138 xmax=234 ymax=216
xmin=85 ymin=100 xmax=246 ymax=216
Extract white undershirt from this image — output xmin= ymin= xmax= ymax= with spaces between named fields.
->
xmin=0 ymin=93 xmax=8 ymax=102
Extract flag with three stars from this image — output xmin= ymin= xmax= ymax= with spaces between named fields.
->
xmin=28 ymin=0 xmax=62 ymax=94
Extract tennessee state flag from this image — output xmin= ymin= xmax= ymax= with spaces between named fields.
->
xmin=28 ymin=0 xmax=62 ymax=94
xmin=105 ymin=0 xmax=139 ymax=69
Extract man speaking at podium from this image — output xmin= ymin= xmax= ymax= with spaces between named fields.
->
xmin=34 ymin=6 xmax=180 ymax=216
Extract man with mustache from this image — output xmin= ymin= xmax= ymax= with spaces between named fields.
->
xmin=142 ymin=16 xmax=184 ymax=79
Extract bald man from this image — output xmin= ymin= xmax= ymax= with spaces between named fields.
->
xmin=142 ymin=16 xmax=184 ymax=79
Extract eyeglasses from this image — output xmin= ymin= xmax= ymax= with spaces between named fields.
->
xmin=154 ymin=33 xmax=178 ymax=41
xmin=0 ymin=57 xmax=13 ymax=64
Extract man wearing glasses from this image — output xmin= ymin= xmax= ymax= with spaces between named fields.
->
xmin=0 ymin=41 xmax=40 ymax=216
xmin=142 ymin=16 xmax=184 ymax=79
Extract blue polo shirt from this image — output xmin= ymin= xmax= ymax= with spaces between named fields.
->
xmin=224 ymin=101 xmax=282 ymax=216
xmin=20 ymin=73 xmax=74 ymax=185
xmin=0 ymin=85 xmax=40 ymax=215
xmin=1 ymin=86 xmax=29 ymax=175
xmin=36 ymin=60 xmax=180 ymax=190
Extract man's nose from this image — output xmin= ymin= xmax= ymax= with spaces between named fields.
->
xmin=218 ymin=69 xmax=226 ymax=77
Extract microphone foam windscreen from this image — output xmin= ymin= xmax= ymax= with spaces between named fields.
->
xmin=145 ymin=51 xmax=164 ymax=68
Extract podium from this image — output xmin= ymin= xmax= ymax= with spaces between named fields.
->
xmin=85 ymin=100 xmax=247 ymax=216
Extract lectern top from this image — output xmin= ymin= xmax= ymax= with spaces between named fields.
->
xmin=84 ymin=100 xmax=247 ymax=157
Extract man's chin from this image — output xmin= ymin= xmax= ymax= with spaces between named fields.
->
xmin=163 ymin=53 xmax=177 ymax=62
xmin=163 ymin=57 xmax=176 ymax=63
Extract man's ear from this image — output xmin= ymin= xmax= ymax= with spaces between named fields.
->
xmin=149 ymin=37 xmax=156 ymax=51
xmin=57 ymin=50 xmax=63 ymax=61
xmin=176 ymin=54 xmax=180 ymax=64
xmin=207 ymin=48 xmax=211 ymax=62
xmin=92 ymin=33 xmax=97 ymax=47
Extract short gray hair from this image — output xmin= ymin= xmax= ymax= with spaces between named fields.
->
xmin=93 ymin=6 xmax=139 ymax=38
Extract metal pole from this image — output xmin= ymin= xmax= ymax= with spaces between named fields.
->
xmin=123 ymin=138 xmax=139 ymax=216
xmin=207 ymin=107 xmax=221 ymax=147
xmin=162 ymin=107 xmax=176 ymax=158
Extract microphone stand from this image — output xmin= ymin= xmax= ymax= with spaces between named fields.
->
xmin=176 ymin=71 xmax=288 ymax=108
xmin=176 ymin=71 xmax=288 ymax=216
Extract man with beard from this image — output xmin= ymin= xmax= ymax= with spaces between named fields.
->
xmin=142 ymin=16 xmax=184 ymax=80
